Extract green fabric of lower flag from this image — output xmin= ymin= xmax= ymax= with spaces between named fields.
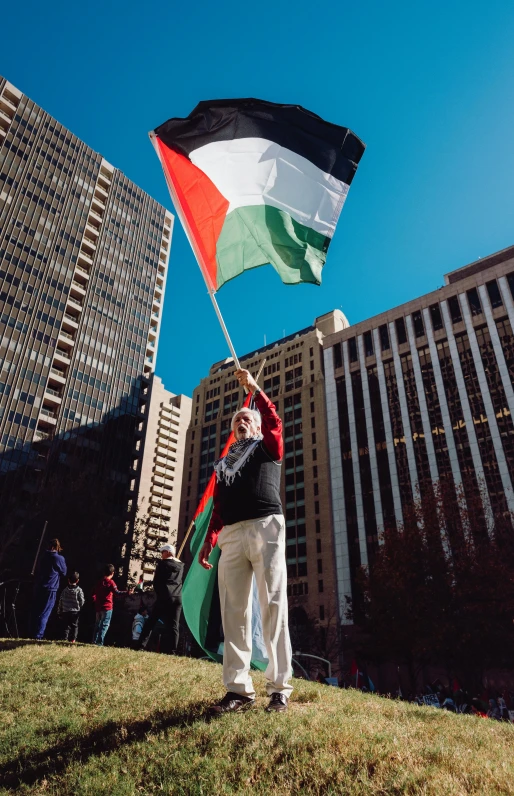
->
xmin=182 ymin=492 xmax=223 ymax=664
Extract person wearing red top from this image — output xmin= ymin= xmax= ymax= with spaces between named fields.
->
xmin=92 ymin=564 xmax=132 ymax=646
xmin=198 ymin=368 xmax=292 ymax=714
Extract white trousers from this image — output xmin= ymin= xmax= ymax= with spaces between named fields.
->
xmin=217 ymin=513 xmax=293 ymax=699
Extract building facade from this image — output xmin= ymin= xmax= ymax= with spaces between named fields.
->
xmin=0 ymin=76 xmax=173 ymax=574
xmin=178 ymin=310 xmax=349 ymax=631
xmin=132 ymin=375 xmax=191 ymax=583
xmin=323 ymin=245 xmax=514 ymax=620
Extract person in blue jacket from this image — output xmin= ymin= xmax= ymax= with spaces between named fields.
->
xmin=31 ymin=538 xmax=67 ymax=639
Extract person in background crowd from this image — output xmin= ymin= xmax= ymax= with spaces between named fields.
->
xmin=487 ymin=698 xmax=502 ymax=720
xmin=57 ymin=571 xmax=85 ymax=643
xmin=92 ymin=564 xmax=132 ymax=646
xmin=31 ymin=538 xmax=67 ymax=640
xmin=131 ymin=607 xmax=149 ymax=648
xmin=136 ymin=544 xmax=183 ymax=654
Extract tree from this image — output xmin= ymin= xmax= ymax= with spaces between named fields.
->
xmin=348 ymin=479 xmax=514 ymax=692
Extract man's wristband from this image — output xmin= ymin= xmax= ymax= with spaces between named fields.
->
xmin=253 ymin=387 xmax=261 ymax=396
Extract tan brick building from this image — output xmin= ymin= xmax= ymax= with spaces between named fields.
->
xmin=132 ymin=375 xmax=191 ymax=583
xmin=178 ymin=310 xmax=349 ymax=634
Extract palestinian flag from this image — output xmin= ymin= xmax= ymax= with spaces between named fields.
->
xmin=182 ymin=393 xmax=268 ymax=670
xmin=151 ymin=99 xmax=365 ymax=291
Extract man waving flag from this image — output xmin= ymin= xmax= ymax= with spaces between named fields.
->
xmin=151 ymin=98 xmax=365 ymax=291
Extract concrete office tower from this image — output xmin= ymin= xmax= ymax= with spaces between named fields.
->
xmin=323 ymin=245 xmax=514 ymax=622
xmin=178 ymin=310 xmax=349 ymax=632
xmin=132 ymin=375 xmax=191 ymax=583
xmin=0 ymin=76 xmax=172 ymax=571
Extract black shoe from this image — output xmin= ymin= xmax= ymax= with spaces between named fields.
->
xmin=266 ymin=693 xmax=288 ymax=712
xmin=209 ymin=692 xmax=255 ymax=715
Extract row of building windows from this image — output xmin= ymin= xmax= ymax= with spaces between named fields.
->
xmin=339 ymin=277 xmax=514 ymax=368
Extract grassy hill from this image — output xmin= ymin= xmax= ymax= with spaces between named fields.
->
xmin=0 ymin=641 xmax=513 ymax=795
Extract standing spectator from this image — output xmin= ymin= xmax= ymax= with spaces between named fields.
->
xmin=57 ymin=571 xmax=85 ymax=643
xmin=92 ymin=565 xmax=132 ymax=646
xmin=136 ymin=544 xmax=183 ymax=654
xmin=31 ymin=538 xmax=67 ymax=640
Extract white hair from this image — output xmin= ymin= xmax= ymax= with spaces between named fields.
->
xmin=231 ymin=407 xmax=262 ymax=432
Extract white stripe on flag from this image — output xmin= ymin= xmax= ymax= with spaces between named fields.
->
xmin=190 ymin=137 xmax=349 ymax=239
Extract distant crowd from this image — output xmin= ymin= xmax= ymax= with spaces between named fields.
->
xmin=30 ymin=537 xmax=183 ymax=652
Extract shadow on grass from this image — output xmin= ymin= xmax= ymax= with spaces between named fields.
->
xmin=0 ymin=639 xmax=51 ymax=652
xmin=0 ymin=704 xmax=206 ymax=789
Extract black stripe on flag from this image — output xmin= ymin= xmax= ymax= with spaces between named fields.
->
xmin=154 ymin=98 xmax=365 ymax=185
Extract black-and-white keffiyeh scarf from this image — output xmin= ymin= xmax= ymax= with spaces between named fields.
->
xmin=214 ymin=435 xmax=263 ymax=486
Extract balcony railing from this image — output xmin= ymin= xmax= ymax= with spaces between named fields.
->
xmin=63 ymin=313 xmax=79 ymax=323
xmin=75 ymin=264 xmax=89 ymax=275
xmin=40 ymin=407 xmax=57 ymax=418
xmin=45 ymin=387 xmax=61 ymax=397
xmin=59 ymin=330 xmax=74 ymax=340
xmin=50 ymin=367 xmax=66 ymax=378
xmin=34 ymin=429 xmax=51 ymax=441
xmin=67 ymin=295 xmax=83 ymax=307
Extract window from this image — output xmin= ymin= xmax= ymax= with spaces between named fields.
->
xmin=315 ymin=519 xmax=320 ymax=533
xmin=348 ymin=337 xmax=358 ymax=363
xmin=318 ymin=580 xmax=324 ymax=593
xmin=430 ymin=303 xmax=443 ymax=332
xmin=379 ymin=324 xmax=390 ymax=351
xmin=363 ymin=331 xmax=373 ymax=357
xmin=467 ymin=288 xmax=482 ymax=317
xmin=319 ymin=605 xmax=325 ymax=620
xmin=448 ymin=296 xmax=462 ymax=324
xmin=412 ymin=310 xmax=425 ymax=338
xmin=314 ymin=482 xmax=319 ymax=495
xmin=317 ymin=559 xmax=323 ymax=574
xmin=333 ymin=343 xmax=343 ymax=370
xmin=507 ymin=273 xmax=514 ymax=301
xmin=316 ymin=538 xmax=321 ymax=553
xmin=486 ymin=280 xmax=503 ymax=309
xmin=395 ymin=318 xmax=407 ymax=345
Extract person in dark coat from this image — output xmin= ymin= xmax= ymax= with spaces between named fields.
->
xmin=136 ymin=544 xmax=183 ymax=654
xmin=31 ymin=538 xmax=67 ymax=639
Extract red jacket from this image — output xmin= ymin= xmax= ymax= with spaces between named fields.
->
xmin=206 ymin=390 xmax=283 ymax=548
xmin=92 ymin=577 xmax=126 ymax=611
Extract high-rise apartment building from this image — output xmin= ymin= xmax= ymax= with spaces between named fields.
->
xmin=178 ymin=311 xmax=349 ymax=629
xmin=132 ymin=375 xmax=191 ymax=583
xmin=0 ymin=76 xmax=173 ymax=573
xmin=322 ymin=244 xmax=514 ymax=620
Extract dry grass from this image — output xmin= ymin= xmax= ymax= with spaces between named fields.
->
xmin=0 ymin=640 xmax=513 ymax=794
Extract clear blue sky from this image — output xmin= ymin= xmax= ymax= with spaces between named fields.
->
xmin=2 ymin=0 xmax=514 ymax=396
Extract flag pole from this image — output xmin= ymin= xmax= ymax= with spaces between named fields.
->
xmin=208 ymin=291 xmax=241 ymax=370
xmin=149 ymin=131 xmax=242 ymax=371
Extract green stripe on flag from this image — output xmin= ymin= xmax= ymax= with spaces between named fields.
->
xmin=215 ymin=205 xmax=329 ymax=289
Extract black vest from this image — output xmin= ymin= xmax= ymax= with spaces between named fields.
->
xmin=216 ymin=442 xmax=282 ymax=526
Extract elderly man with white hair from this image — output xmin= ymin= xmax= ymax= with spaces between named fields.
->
xmin=198 ymin=368 xmax=292 ymax=714
xmin=136 ymin=542 xmax=184 ymax=654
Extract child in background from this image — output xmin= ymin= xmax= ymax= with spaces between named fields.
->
xmin=58 ymin=571 xmax=85 ymax=643
xmin=92 ymin=564 xmax=133 ymax=646
xmin=131 ymin=607 xmax=149 ymax=648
